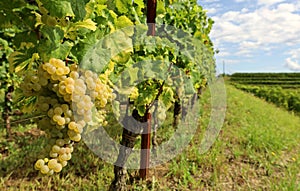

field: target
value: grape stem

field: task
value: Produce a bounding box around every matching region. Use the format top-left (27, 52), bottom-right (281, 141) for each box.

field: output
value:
top-left (146, 62), bottom-right (173, 112)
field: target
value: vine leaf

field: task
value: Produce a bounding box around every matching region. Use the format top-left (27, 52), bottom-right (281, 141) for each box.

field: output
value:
top-left (41, 0), bottom-right (75, 18)
top-left (70, 0), bottom-right (87, 21)
top-left (161, 87), bottom-right (175, 109)
top-left (69, 19), bottom-right (97, 31)
top-left (115, 16), bottom-right (134, 36)
top-left (115, 0), bottom-right (131, 14)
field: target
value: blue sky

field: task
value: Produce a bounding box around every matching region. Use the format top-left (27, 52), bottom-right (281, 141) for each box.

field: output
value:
top-left (198, 0), bottom-right (300, 74)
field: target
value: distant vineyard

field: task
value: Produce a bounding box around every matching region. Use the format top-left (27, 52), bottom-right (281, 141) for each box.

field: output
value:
top-left (234, 84), bottom-right (300, 114)
top-left (229, 73), bottom-right (300, 88)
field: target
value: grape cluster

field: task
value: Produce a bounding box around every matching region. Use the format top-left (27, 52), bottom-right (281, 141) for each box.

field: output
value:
top-left (20, 58), bottom-right (113, 175)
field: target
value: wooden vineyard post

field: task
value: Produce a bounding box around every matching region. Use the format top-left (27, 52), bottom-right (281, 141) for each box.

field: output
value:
top-left (139, 0), bottom-right (157, 180)
top-left (147, 0), bottom-right (156, 36)
top-left (139, 112), bottom-right (152, 179)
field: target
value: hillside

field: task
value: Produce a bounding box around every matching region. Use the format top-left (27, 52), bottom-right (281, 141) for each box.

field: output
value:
top-left (0, 84), bottom-right (300, 190)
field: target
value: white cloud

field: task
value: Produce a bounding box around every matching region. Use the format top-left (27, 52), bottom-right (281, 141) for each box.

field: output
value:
top-left (205, 7), bottom-right (217, 14)
top-left (257, 0), bottom-right (286, 6)
top-left (287, 48), bottom-right (300, 59)
top-left (277, 3), bottom-right (296, 12)
top-left (211, 2), bottom-right (300, 56)
top-left (285, 58), bottom-right (300, 71)
top-left (285, 48), bottom-right (300, 71)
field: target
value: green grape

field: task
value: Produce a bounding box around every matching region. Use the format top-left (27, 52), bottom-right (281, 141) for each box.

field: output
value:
top-left (58, 153), bottom-right (68, 161)
top-left (47, 169), bottom-right (54, 175)
top-left (58, 75), bottom-right (67, 81)
top-left (66, 153), bottom-right (72, 160)
top-left (68, 122), bottom-right (77, 130)
top-left (52, 145), bottom-right (61, 153)
top-left (53, 114), bottom-right (61, 122)
top-left (83, 114), bottom-right (92, 123)
top-left (78, 120), bottom-right (86, 127)
top-left (76, 108), bottom-right (85, 116)
top-left (47, 66), bottom-right (56, 75)
top-left (40, 165), bottom-right (50, 174)
top-left (48, 159), bottom-right (58, 169)
top-left (42, 63), bottom-right (51, 70)
top-left (65, 147), bottom-right (71, 154)
top-left (74, 125), bottom-right (83, 134)
top-left (58, 148), bottom-right (66, 155)
top-left (64, 110), bottom-right (72, 117)
top-left (64, 117), bottom-right (71, 124)
top-left (56, 139), bottom-right (65, 147)
top-left (40, 103), bottom-right (50, 112)
top-left (67, 129), bottom-right (77, 137)
top-left (56, 67), bottom-right (65, 76)
top-left (53, 163), bottom-right (63, 173)
top-left (70, 71), bottom-right (79, 79)
top-left (64, 94), bottom-right (72, 102)
top-left (65, 77), bottom-right (74, 85)
top-left (57, 117), bottom-right (65, 126)
top-left (34, 159), bottom-right (45, 170)
top-left (71, 133), bottom-right (81, 142)
top-left (54, 107), bottom-right (63, 115)
top-left (65, 84), bottom-right (74, 94)
top-left (61, 104), bottom-right (68, 112)
top-left (24, 58), bottom-right (113, 175)
top-left (50, 58), bottom-right (64, 67)
top-left (32, 83), bottom-right (42, 91)
top-left (71, 94), bottom-right (81, 103)
top-left (31, 76), bottom-right (39, 83)
top-left (56, 125), bottom-right (65, 130)
top-left (49, 151), bottom-right (58, 158)
top-left (63, 67), bottom-right (70, 74)
top-left (76, 101), bottom-right (85, 109)
top-left (39, 77), bottom-right (48, 86)
top-left (61, 161), bottom-right (68, 167)
top-left (68, 146), bottom-right (74, 153)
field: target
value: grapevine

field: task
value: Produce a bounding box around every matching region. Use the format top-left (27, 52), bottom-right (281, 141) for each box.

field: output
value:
top-left (1, 0), bottom-right (217, 189)
top-left (20, 58), bottom-right (113, 174)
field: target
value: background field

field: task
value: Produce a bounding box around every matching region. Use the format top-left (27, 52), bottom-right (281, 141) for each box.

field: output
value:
top-left (1, 82), bottom-right (300, 190)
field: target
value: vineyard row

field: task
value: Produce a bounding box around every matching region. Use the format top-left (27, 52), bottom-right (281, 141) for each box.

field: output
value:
top-left (234, 85), bottom-right (300, 114)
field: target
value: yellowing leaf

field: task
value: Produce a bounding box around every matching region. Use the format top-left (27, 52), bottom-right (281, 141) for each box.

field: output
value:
top-left (115, 16), bottom-right (134, 36)
top-left (70, 19), bottom-right (97, 31)
top-left (115, 15), bottom-right (133, 29)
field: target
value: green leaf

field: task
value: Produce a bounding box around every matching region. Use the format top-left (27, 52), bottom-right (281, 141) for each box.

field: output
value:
top-left (51, 41), bottom-right (73, 60)
top-left (70, 0), bottom-right (86, 21)
top-left (41, 0), bottom-right (75, 18)
top-left (115, 15), bottom-right (134, 36)
top-left (38, 26), bottom-right (73, 60)
top-left (71, 30), bottom-right (100, 62)
top-left (80, 42), bottom-right (112, 73)
top-left (136, 104), bottom-right (146, 116)
top-left (132, 0), bottom-right (144, 15)
top-left (161, 87), bottom-right (175, 109)
top-left (126, 66), bottom-right (139, 85)
top-left (157, 0), bottom-right (165, 15)
top-left (40, 25), bottom-right (64, 45)
top-left (115, 0), bottom-right (131, 14)
top-left (9, 50), bottom-right (38, 73)
top-left (103, 30), bottom-right (133, 58)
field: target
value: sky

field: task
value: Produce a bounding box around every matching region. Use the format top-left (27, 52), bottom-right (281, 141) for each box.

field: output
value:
top-left (198, 0), bottom-right (300, 74)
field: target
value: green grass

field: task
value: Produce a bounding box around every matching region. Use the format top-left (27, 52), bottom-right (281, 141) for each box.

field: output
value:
top-left (1, 84), bottom-right (300, 190)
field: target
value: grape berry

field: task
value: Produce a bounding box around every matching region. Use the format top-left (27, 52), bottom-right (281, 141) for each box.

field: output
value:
top-left (21, 58), bottom-right (113, 175)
